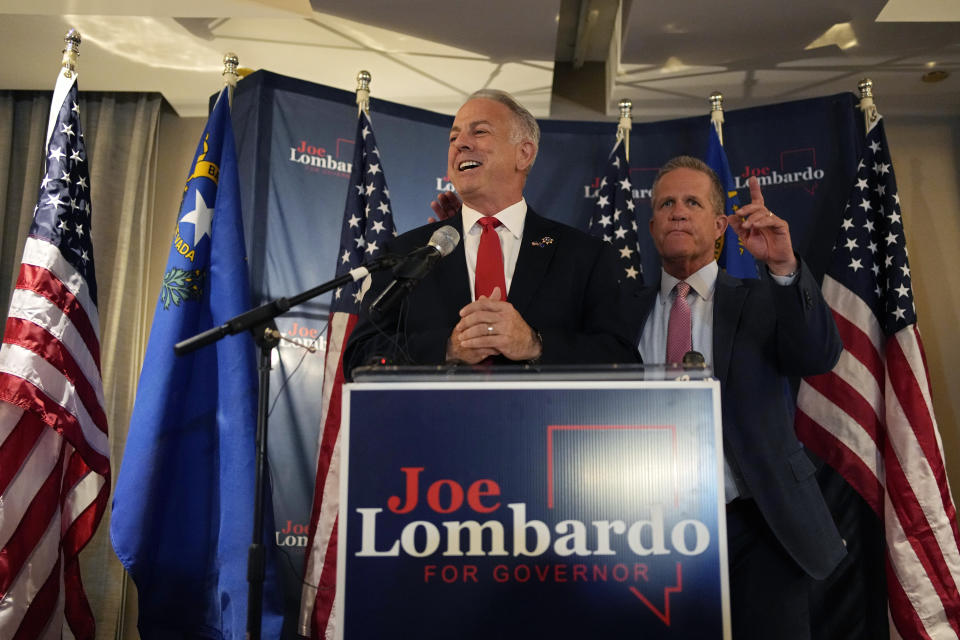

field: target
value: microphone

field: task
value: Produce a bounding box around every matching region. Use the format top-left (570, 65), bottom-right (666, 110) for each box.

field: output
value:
top-left (681, 350), bottom-right (707, 368)
top-left (370, 225), bottom-right (460, 317)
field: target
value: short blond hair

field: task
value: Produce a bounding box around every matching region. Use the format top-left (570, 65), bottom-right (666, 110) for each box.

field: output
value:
top-left (651, 156), bottom-right (725, 216)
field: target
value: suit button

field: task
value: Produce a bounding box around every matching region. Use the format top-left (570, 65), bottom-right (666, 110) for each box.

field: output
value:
top-left (804, 290), bottom-right (813, 309)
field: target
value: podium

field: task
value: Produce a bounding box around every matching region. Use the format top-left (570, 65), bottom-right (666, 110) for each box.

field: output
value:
top-left (336, 366), bottom-right (731, 639)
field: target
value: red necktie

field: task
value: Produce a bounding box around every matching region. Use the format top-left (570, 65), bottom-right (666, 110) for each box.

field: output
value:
top-left (475, 217), bottom-right (506, 300)
top-left (666, 281), bottom-right (692, 363)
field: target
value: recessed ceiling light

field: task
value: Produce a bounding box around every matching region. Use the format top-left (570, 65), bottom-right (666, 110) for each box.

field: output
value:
top-left (922, 70), bottom-right (949, 83)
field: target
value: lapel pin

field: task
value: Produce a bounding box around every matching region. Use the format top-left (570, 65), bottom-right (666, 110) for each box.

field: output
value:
top-left (530, 236), bottom-right (554, 248)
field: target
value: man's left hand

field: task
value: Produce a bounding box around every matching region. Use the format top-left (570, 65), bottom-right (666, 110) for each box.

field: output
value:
top-left (428, 191), bottom-right (461, 223)
top-left (726, 176), bottom-right (798, 276)
top-left (453, 287), bottom-right (542, 361)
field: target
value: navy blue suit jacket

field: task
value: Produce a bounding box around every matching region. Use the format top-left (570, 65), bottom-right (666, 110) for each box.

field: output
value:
top-left (628, 262), bottom-right (847, 580)
top-left (344, 209), bottom-right (639, 374)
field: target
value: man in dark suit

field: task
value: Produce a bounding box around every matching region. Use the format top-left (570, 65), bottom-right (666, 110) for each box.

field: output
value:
top-left (344, 90), bottom-right (637, 373)
top-left (633, 155), bottom-right (847, 639)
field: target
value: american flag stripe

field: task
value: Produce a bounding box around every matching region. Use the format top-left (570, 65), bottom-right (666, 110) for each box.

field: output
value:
top-left (885, 556), bottom-right (930, 640)
top-left (61, 562), bottom-right (86, 640)
top-left (0, 360), bottom-right (108, 469)
top-left (0, 408), bottom-right (46, 494)
top-left (62, 457), bottom-right (107, 537)
top-left (888, 336), bottom-right (951, 492)
top-left (13, 556), bottom-right (62, 640)
top-left (0, 434), bottom-right (65, 596)
top-left (883, 395), bottom-right (960, 592)
top-left (805, 367), bottom-right (882, 443)
top-left (885, 492), bottom-right (960, 639)
top-left (20, 237), bottom-right (100, 339)
top-left (14, 262), bottom-right (102, 373)
top-left (0, 418), bottom-right (61, 547)
top-left (0, 324), bottom-right (107, 442)
top-left (886, 530), bottom-right (943, 640)
top-left (300, 313), bottom-right (353, 628)
top-left (831, 310), bottom-right (884, 381)
top-left (4, 317), bottom-right (105, 428)
top-left (796, 403), bottom-right (885, 510)
top-left (0, 442), bottom-right (64, 610)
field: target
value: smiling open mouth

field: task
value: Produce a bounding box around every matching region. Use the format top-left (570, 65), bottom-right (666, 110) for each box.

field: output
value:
top-left (458, 160), bottom-right (481, 171)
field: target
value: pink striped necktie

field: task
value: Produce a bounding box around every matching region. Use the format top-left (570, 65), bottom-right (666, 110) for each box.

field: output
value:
top-left (666, 281), bottom-right (692, 364)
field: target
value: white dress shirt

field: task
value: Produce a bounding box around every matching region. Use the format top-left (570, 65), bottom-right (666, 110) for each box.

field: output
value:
top-left (461, 199), bottom-right (527, 300)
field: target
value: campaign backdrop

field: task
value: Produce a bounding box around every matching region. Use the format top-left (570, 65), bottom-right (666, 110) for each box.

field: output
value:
top-left (227, 70), bottom-right (863, 632)
top-left (340, 381), bottom-right (727, 639)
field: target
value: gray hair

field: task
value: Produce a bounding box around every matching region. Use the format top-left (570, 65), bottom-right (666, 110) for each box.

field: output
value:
top-left (467, 89), bottom-right (540, 162)
top-left (651, 155), bottom-right (725, 216)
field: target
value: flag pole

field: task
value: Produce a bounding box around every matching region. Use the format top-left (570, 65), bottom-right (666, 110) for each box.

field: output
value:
top-left (858, 77), bottom-right (879, 132)
top-left (709, 91), bottom-right (724, 146)
top-left (617, 98), bottom-right (632, 162)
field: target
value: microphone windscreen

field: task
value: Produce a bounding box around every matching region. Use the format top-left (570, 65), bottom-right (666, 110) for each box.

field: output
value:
top-left (428, 225), bottom-right (460, 257)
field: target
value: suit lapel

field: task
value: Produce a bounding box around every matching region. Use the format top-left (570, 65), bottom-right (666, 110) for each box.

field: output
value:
top-left (434, 213), bottom-right (471, 315)
top-left (507, 209), bottom-right (557, 315)
top-left (634, 281), bottom-right (659, 345)
top-left (713, 270), bottom-right (748, 383)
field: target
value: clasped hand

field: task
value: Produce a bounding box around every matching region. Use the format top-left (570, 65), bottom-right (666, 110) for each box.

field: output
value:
top-left (445, 287), bottom-right (542, 364)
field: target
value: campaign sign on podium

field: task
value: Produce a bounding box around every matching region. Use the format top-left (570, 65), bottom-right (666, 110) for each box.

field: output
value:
top-left (338, 379), bottom-right (730, 639)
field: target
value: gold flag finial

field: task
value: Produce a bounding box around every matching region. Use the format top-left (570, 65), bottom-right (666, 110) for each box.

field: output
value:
top-left (223, 52), bottom-right (240, 88)
top-left (858, 78), bottom-right (878, 127)
top-left (617, 98), bottom-right (632, 162)
top-left (356, 70), bottom-right (372, 115)
top-left (62, 29), bottom-right (81, 78)
top-left (709, 91), bottom-right (725, 145)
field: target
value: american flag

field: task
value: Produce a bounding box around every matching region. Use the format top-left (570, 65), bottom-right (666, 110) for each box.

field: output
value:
top-left (588, 137), bottom-right (643, 284)
top-left (300, 110), bottom-right (396, 639)
top-left (795, 115), bottom-right (960, 638)
top-left (0, 67), bottom-right (109, 639)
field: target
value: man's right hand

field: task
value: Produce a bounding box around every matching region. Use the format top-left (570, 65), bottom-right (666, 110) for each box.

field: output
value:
top-left (428, 191), bottom-right (462, 223)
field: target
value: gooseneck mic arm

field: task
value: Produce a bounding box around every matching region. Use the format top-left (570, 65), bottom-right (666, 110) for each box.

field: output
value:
top-left (173, 254), bottom-right (399, 356)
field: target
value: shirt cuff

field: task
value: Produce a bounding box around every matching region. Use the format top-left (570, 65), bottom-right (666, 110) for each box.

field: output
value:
top-left (769, 268), bottom-right (799, 286)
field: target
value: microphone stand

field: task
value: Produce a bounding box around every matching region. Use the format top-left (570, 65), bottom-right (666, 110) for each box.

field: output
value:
top-left (173, 254), bottom-right (397, 640)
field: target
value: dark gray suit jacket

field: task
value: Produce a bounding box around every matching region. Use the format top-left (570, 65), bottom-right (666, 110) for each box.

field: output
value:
top-left (629, 262), bottom-right (847, 580)
top-left (344, 209), bottom-right (639, 374)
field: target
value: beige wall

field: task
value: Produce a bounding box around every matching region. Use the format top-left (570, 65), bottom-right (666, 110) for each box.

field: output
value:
top-left (887, 115), bottom-right (960, 508)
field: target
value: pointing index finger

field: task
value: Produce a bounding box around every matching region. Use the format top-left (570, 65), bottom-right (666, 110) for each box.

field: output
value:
top-left (748, 175), bottom-right (764, 207)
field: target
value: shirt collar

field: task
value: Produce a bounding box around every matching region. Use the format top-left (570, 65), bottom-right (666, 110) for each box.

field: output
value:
top-left (462, 198), bottom-right (527, 239)
top-left (659, 261), bottom-right (719, 303)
